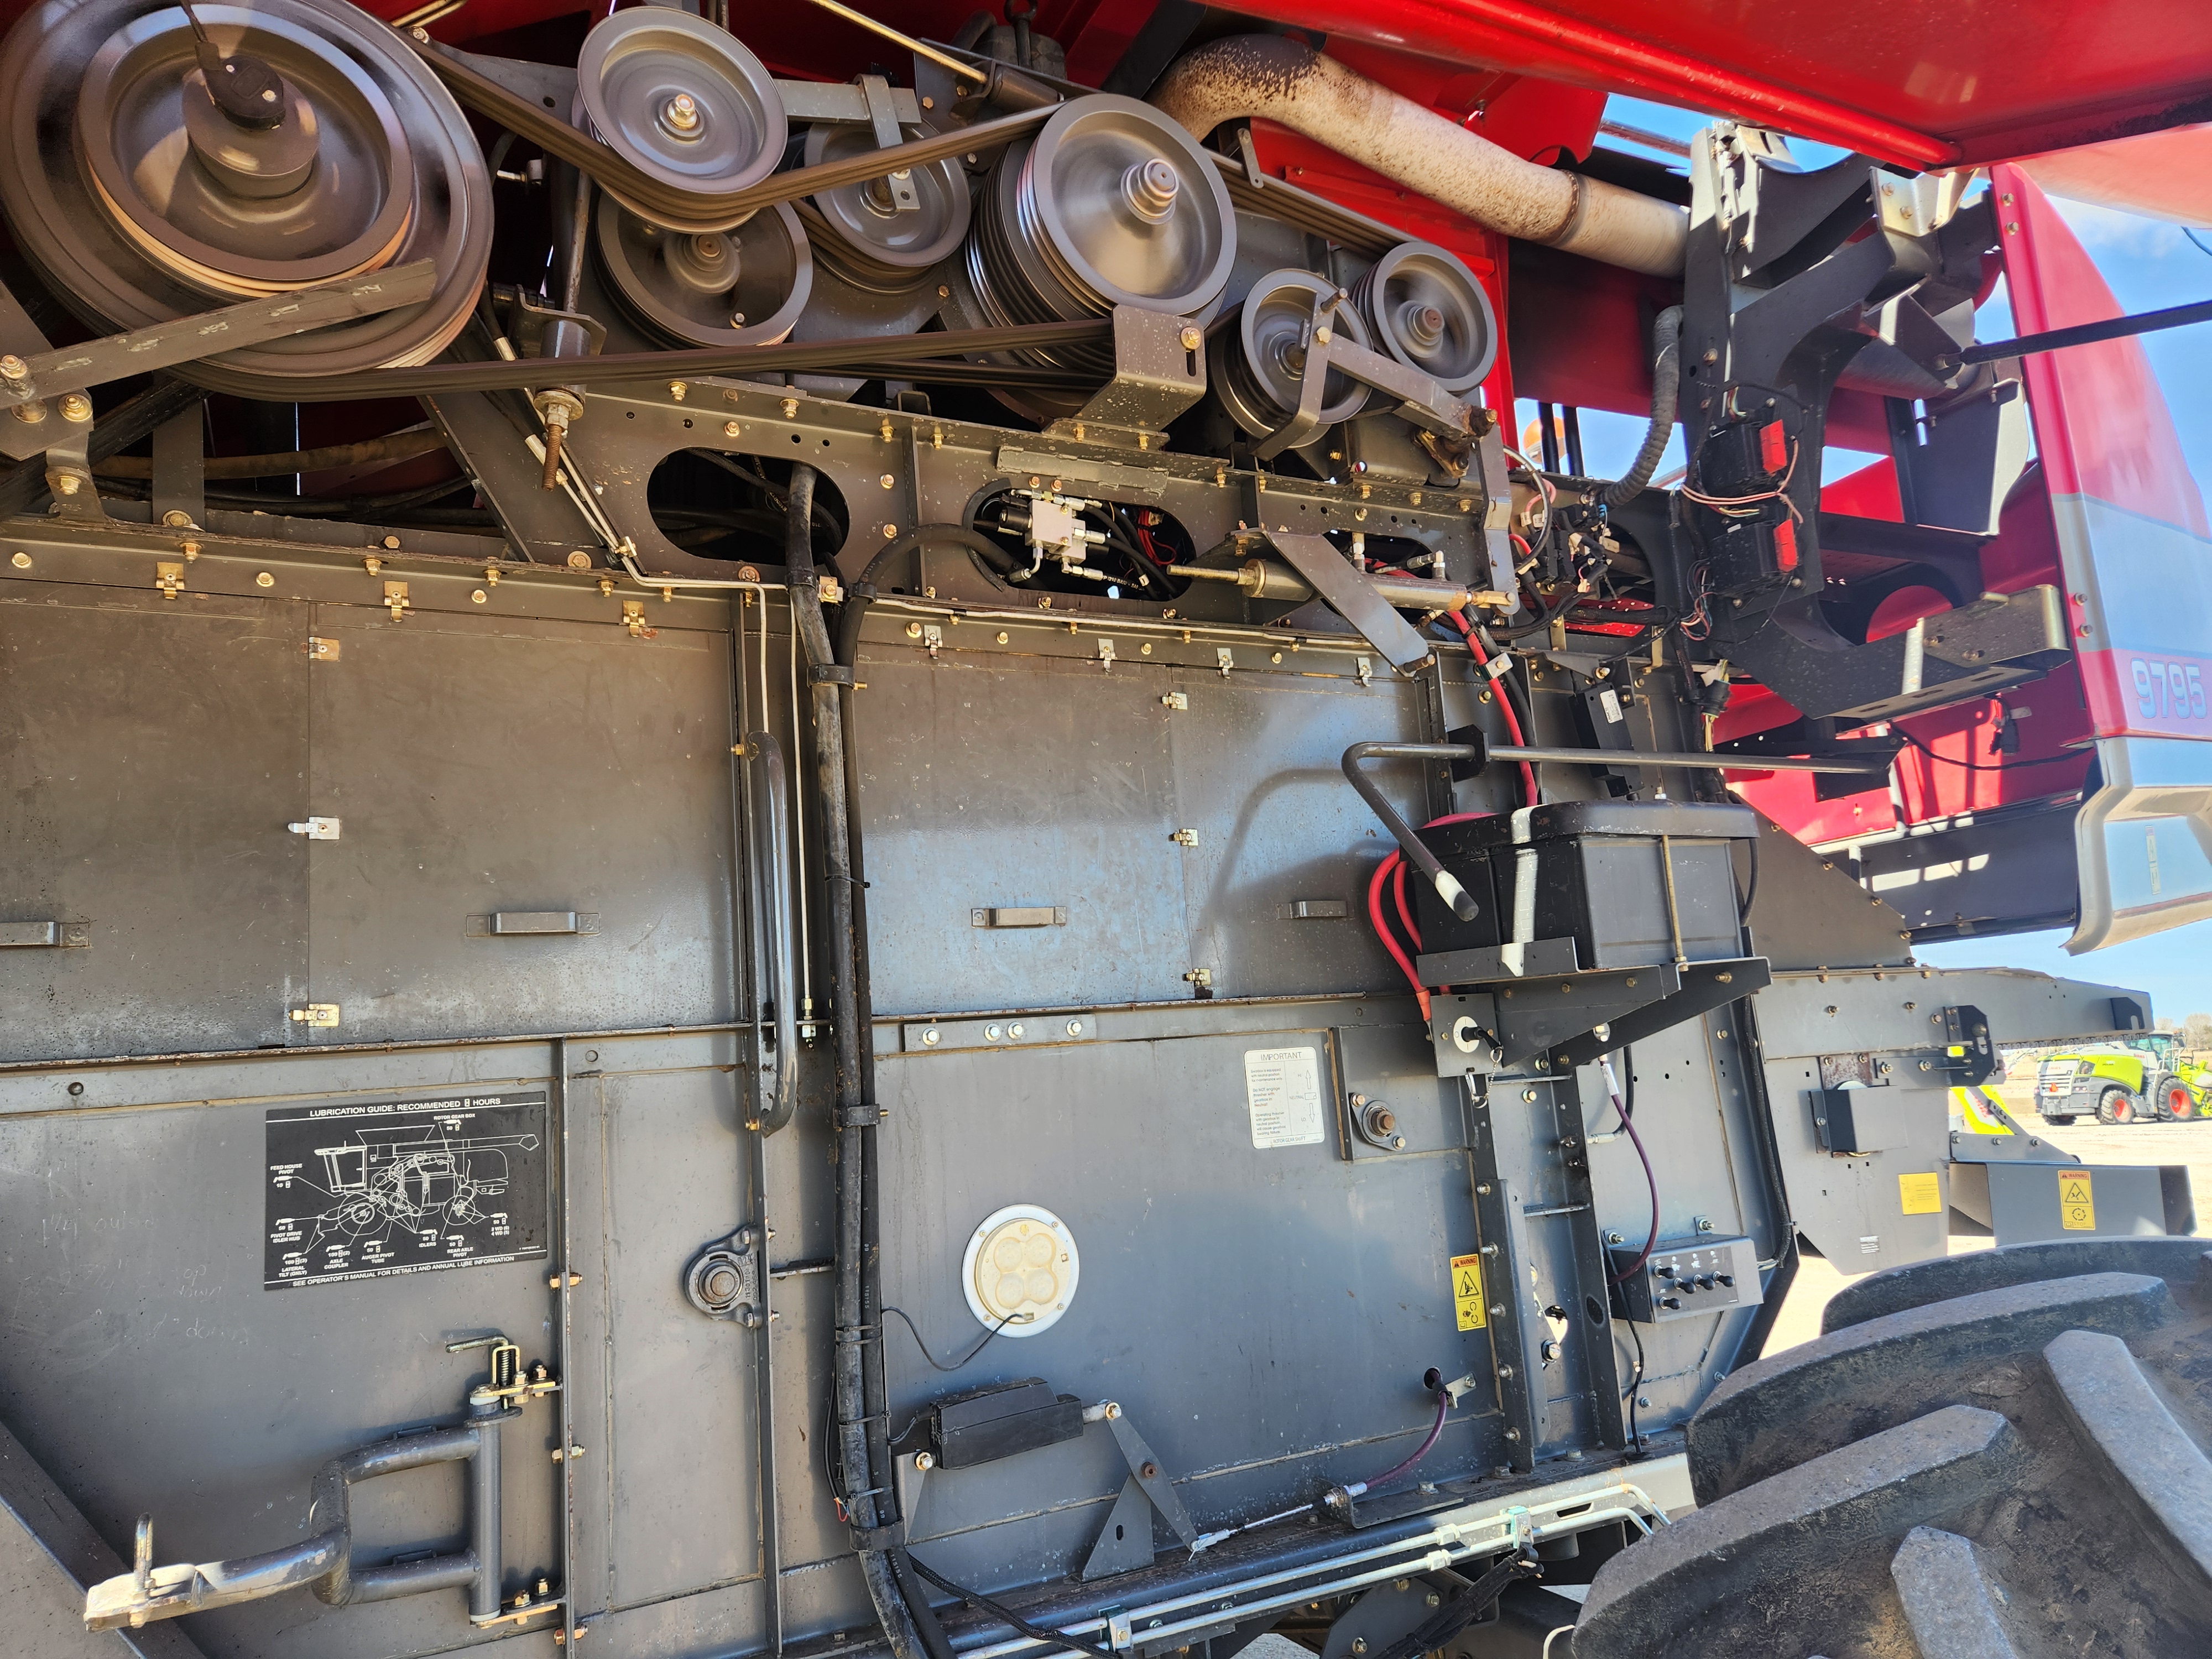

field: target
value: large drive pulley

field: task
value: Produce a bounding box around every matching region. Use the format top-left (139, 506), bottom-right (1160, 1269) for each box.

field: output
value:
top-left (576, 7), bottom-right (786, 234)
top-left (960, 93), bottom-right (1233, 408)
top-left (0, 0), bottom-right (491, 387)
top-left (1352, 241), bottom-right (1497, 394)
top-left (1214, 268), bottom-right (1376, 439)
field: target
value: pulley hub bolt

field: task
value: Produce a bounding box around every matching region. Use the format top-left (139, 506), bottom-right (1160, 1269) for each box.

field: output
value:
top-left (661, 92), bottom-right (702, 136)
top-left (0, 354), bottom-right (24, 381)
top-left (1123, 158), bottom-right (1180, 222)
top-left (59, 393), bottom-right (92, 423)
top-left (1401, 302), bottom-right (1447, 351)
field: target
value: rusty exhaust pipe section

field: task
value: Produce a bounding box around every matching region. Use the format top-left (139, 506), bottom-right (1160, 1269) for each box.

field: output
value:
top-left (1152, 36), bottom-right (1688, 278)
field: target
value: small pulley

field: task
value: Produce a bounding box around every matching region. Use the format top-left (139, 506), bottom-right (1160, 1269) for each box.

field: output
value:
top-left (594, 192), bottom-right (813, 347)
top-left (803, 121), bottom-right (971, 291)
top-left (1353, 241), bottom-right (1498, 394)
top-left (1213, 268), bottom-right (1376, 440)
top-left (576, 7), bottom-right (786, 233)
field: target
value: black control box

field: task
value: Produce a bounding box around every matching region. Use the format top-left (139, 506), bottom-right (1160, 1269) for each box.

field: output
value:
top-left (1610, 1234), bottom-right (1764, 1324)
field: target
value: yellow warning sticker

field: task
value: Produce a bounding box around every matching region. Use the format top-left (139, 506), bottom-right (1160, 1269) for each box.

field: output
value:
top-left (2059, 1168), bottom-right (2096, 1231)
top-left (1898, 1172), bottom-right (1943, 1215)
top-left (1451, 1253), bottom-right (1488, 1331)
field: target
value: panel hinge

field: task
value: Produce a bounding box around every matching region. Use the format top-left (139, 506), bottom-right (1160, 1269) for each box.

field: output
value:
top-left (286, 817), bottom-right (341, 841)
top-left (622, 599), bottom-right (656, 639)
top-left (382, 580), bottom-right (410, 621)
top-left (306, 635), bottom-right (341, 661)
top-left (155, 561), bottom-right (185, 599)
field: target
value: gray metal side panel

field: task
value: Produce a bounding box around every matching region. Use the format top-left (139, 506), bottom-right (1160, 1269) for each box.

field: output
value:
top-left (0, 587), bottom-right (309, 1061)
top-left (301, 608), bottom-right (737, 1043)
top-left (870, 1024), bottom-right (1495, 1589)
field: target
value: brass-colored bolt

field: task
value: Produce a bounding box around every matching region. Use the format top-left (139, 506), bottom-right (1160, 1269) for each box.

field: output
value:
top-left (1178, 326), bottom-right (1202, 351)
top-left (906, 622), bottom-right (923, 638)
top-left (724, 420), bottom-right (741, 437)
top-left (12, 400), bottom-right (44, 424)
top-left (996, 630), bottom-right (1009, 643)
top-left (598, 575), bottom-right (615, 597)
top-left (566, 551), bottom-right (592, 570)
top-left (669, 381), bottom-right (687, 401)
top-left (53, 472), bottom-right (80, 495)
top-left (59, 393), bottom-right (91, 423)
top-left (880, 473), bottom-right (895, 489)
top-left (883, 523), bottom-right (898, 538)
top-left (382, 534), bottom-right (400, 550)
top-left (181, 540), bottom-right (201, 559)
top-left (8, 551), bottom-right (27, 568)
top-left (0, 354), bottom-right (24, 380)
top-left (256, 571), bottom-right (275, 588)
top-left (364, 555), bottom-right (383, 576)
top-left (781, 398), bottom-right (799, 418)
top-left (471, 588), bottom-right (488, 604)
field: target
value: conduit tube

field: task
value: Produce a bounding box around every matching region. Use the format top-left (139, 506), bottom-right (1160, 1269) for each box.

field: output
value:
top-left (1152, 36), bottom-right (1687, 278)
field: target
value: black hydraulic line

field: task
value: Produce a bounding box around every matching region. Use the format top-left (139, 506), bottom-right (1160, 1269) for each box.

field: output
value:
top-left (835, 525), bottom-right (1025, 666)
top-left (1955, 295), bottom-right (2212, 367)
top-left (784, 468), bottom-right (938, 1659)
top-left (1603, 306), bottom-right (1683, 507)
top-left (1367, 1554), bottom-right (1542, 1659)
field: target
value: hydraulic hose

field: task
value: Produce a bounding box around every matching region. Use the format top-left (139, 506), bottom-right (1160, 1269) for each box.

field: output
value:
top-left (1602, 307), bottom-right (1684, 507)
top-left (834, 524), bottom-right (1026, 666)
top-left (786, 467), bottom-right (947, 1659)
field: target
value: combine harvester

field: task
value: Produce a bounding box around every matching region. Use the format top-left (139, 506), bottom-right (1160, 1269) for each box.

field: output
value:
top-left (1, 0), bottom-right (2209, 1653)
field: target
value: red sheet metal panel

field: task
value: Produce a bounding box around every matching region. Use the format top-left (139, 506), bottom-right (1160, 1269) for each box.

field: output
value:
top-left (1223, 0), bottom-right (2212, 166)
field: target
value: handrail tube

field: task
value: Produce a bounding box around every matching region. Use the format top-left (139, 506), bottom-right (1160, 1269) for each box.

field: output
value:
top-left (747, 731), bottom-right (801, 1135)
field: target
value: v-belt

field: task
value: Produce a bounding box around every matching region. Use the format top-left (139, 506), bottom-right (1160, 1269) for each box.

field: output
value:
top-left (398, 28), bottom-right (1061, 236)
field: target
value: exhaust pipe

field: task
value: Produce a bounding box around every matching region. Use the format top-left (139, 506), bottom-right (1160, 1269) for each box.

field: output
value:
top-left (1152, 36), bottom-right (1687, 278)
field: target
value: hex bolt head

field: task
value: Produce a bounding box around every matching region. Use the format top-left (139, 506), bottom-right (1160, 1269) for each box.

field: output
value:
top-left (59, 393), bottom-right (91, 422)
top-left (0, 354), bottom-right (24, 380)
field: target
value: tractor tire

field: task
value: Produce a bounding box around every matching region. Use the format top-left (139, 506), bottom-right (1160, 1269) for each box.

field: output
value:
top-left (2042, 1114), bottom-right (2077, 1126)
top-left (1572, 1237), bottom-right (2212, 1658)
top-left (2097, 1086), bottom-right (2138, 1124)
top-left (2156, 1075), bottom-right (2199, 1120)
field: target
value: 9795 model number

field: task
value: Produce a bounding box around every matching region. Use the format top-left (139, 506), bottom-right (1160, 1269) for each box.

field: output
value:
top-left (2132, 658), bottom-right (2207, 721)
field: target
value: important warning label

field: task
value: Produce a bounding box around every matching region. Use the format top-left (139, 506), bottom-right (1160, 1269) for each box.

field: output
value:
top-left (1451, 1253), bottom-right (1488, 1330)
top-left (264, 1092), bottom-right (549, 1289)
top-left (1898, 1171), bottom-right (1943, 1216)
top-left (2059, 1168), bottom-right (2096, 1232)
top-left (1244, 1047), bottom-right (1325, 1149)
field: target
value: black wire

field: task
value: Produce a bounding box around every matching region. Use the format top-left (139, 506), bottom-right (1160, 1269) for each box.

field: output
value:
top-left (1898, 730), bottom-right (2086, 771)
top-left (1624, 1318), bottom-right (1646, 1453)
top-left (904, 1556), bottom-right (1117, 1659)
top-left (883, 1307), bottom-right (1011, 1374)
top-left (2187, 228), bottom-right (2212, 259)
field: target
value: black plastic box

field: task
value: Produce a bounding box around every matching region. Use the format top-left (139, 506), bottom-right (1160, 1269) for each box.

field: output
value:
top-left (1412, 801), bottom-right (1757, 973)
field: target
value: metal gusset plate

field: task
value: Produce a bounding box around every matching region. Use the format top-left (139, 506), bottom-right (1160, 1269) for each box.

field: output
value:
top-left (0, 0), bottom-right (490, 390)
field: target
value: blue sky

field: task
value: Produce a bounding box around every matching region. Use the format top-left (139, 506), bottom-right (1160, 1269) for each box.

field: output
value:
top-left (1563, 97), bottom-right (2212, 1019)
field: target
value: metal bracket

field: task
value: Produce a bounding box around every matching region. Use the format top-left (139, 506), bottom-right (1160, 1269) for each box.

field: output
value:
top-left (685, 1227), bottom-right (766, 1326)
top-left (1047, 308), bottom-right (1207, 444)
top-left (0, 262), bottom-right (438, 460)
top-left (1079, 1410), bottom-right (1201, 1580)
top-left (1261, 531), bottom-right (1434, 674)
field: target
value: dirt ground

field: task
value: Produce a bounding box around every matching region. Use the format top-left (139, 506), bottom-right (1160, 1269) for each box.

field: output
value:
top-left (1762, 1113), bottom-right (2212, 1352)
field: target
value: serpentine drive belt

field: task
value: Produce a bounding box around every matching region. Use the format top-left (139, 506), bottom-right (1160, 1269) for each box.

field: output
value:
top-left (397, 26), bottom-right (1061, 236)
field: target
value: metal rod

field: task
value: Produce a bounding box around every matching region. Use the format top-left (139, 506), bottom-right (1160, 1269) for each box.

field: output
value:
top-left (1957, 295), bottom-right (2212, 367)
top-left (790, 0), bottom-right (982, 82)
top-left (1493, 744), bottom-right (1884, 774)
top-left (552, 1032), bottom-right (577, 1653)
